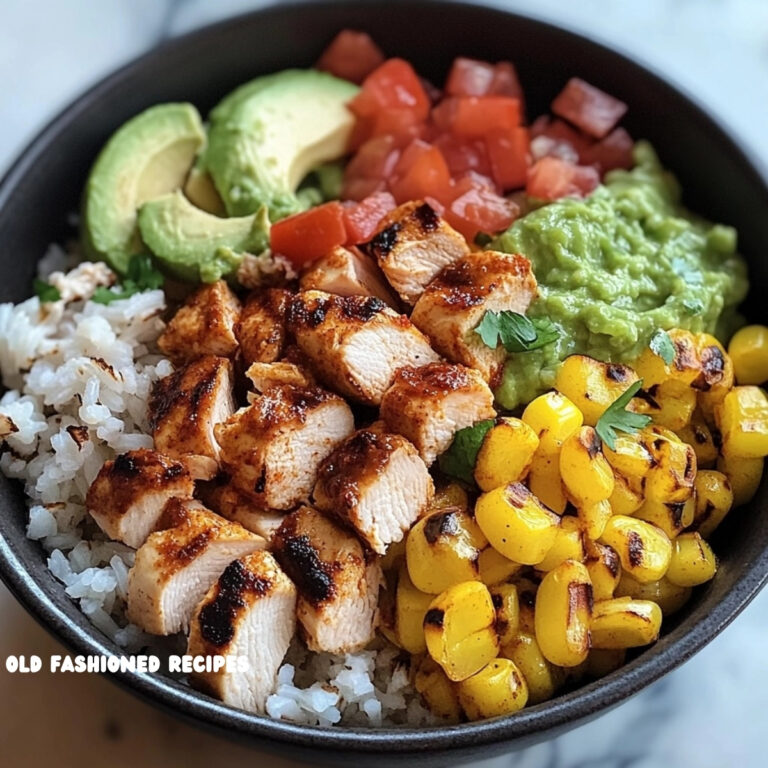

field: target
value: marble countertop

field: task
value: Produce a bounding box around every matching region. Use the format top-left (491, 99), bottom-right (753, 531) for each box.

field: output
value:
top-left (1, 1), bottom-right (767, 767)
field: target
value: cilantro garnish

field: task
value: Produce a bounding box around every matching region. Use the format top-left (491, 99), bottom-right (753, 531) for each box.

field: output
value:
top-left (438, 419), bottom-right (495, 485)
top-left (595, 380), bottom-right (652, 451)
top-left (91, 254), bottom-right (164, 305)
top-left (649, 329), bottom-right (675, 365)
top-left (682, 298), bottom-right (704, 316)
top-left (33, 278), bottom-right (61, 303)
top-left (475, 310), bottom-right (559, 353)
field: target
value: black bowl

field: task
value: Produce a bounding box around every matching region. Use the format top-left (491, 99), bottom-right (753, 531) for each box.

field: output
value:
top-left (1, 1), bottom-right (767, 765)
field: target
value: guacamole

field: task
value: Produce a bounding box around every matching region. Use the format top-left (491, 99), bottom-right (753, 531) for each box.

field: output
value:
top-left (493, 142), bottom-right (748, 410)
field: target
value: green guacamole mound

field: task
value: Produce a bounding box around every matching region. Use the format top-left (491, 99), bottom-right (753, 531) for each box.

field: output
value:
top-left (493, 141), bottom-right (748, 410)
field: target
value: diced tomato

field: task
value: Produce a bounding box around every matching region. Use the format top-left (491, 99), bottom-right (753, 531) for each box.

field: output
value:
top-left (316, 30), bottom-right (385, 84)
top-left (581, 127), bottom-right (634, 172)
top-left (389, 140), bottom-right (452, 204)
top-left (445, 57), bottom-right (496, 97)
top-left (342, 191), bottom-right (397, 243)
top-left (270, 202), bottom-right (347, 266)
top-left (443, 176), bottom-right (518, 240)
top-left (433, 133), bottom-right (492, 178)
top-left (489, 62), bottom-right (524, 101)
top-left (526, 157), bottom-right (600, 201)
top-left (349, 59), bottom-right (431, 121)
top-left (438, 96), bottom-right (522, 139)
top-left (530, 116), bottom-right (593, 159)
top-left (551, 77), bottom-right (627, 139)
top-left (369, 108), bottom-right (426, 144)
top-left (486, 127), bottom-right (530, 190)
top-left (342, 177), bottom-right (387, 202)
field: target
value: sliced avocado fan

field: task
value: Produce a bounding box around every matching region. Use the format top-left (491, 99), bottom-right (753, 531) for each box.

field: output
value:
top-left (203, 69), bottom-right (359, 219)
top-left (82, 103), bottom-right (205, 274)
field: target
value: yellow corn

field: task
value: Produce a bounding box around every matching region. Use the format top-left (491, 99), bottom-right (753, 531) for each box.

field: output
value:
top-left (694, 333), bottom-right (734, 395)
top-left (424, 581), bottom-right (499, 681)
top-left (634, 496), bottom-right (695, 539)
top-left (478, 546), bottom-right (522, 586)
top-left (500, 631), bottom-right (561, 704)
top-left (675, 411), bottom-right (719, 468)
top-left (599, 515), bottom-right (672, 584)
top-left (431, 482), bottom-right (470, 512)
top-left (534, 560), bottom-right (592, 667)
top-left (474, 417), bottom-right (539, 492)
top-left (585, 648), bottom-right (627, 679)
top-left (578, 499), bottom-right (613, 541)
top-left (603, 432), bottom-right (654, 480)
top-left (715, 385), bottom-right (768, 458)
top-left (394, 565), bottom-right (434, 654)
top-left (414, 657), bottom-right (462, 723)
top-left (633, 328), bottom-right (702, 388)
top-left (555, 355), bottom-right (639, 426)
top-left (457, 658), bottom-right (529, 720)
top-left (643, 429), bottom-right (696, 503)
top-left (536, 515), bottom-right (586, 571)
top-left (406, 507), bottom-right (487, 594)
top-left (475, 483), bottom-right (561, 565)
top-left (636, 380), bottom-right (697, 431)
top-left (585, 541), bottom-right (621, 601)
top-left (590, 597), bottom-right (662, 649)
top-left (522, 391), bottom-right (584, 453)
top-left (560, 426), bottom-right (615, 507)
top-left (691, 469), bottom-right (734, 538)
top-left (615, 572), bottom-right (692, 615)
top-left (666, 532), bottom-right (718, 587)
top-left (489, 582), bottom-right (520, 646)
top-left (514, 577), bottom-right (538, 634)
top-left (716, 453), bottom-right (763, 507)
top-left (729, 325), bottom-right (768, 385)
top-left (609, 474), bottom-right (645, 516)
top-left (527, 452), bottom-right (568, 514)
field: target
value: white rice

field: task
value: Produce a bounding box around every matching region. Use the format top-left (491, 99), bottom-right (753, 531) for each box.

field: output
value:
top-left (0, 260), bottom-right (427, 727)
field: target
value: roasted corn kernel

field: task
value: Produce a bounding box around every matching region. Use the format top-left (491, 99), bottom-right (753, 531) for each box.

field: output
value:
top-left (535, 560), bottom-right (593, 667)
top-left (603, 433), bottom-right (654, 480)
top-left (590, 597), bottom-right (662, 649)
top-left (599, 515), bottom-right (672, 584)
top-left (457, 658), bottom-right (529, 720)
top-left (414, 657), bottom-right (462, 723)
top-left (585, 541), bottom-right (621, 601)
top-left (634, 496), bottom-right (695, 539)
top-left (475, 483), bottom-right (561, 565)
top-left (578, 499), bottom-right (613, 541)
top-left (637, 380), bottom-right (697, 431)
top-left (489, 582), bottom-right (520, 646)
top-left (424, 581), bottom-right (499, 682)
top-left (609, 474), bottom-right (644, 516)
top-left (644, 429), bottom-right (696, 503)
top-left (555, 355), bottom-right (639, 426)
top-left (676, 411), bottom-right (718, 468)
top-left (431, 482), bottom-right (470, 512)
top-left (522, 391), bottom-right (583, 453)
top-left (634, 329), bottom-right (702, 388)
top-left (474, 417), bottom-right (539, 492)
top-left (729, 325), bottom-right (768, 385)
top-left (560, 426), bottom-right (615, 507)
top-left (527, 452), bottom-right (568, 514)
top-left (536, 515), bottom-right (586, 571)
top-left (691, 469), bottom-right (734, 538)
top-left (478, 546), bottom-right (522, 586)
top-left (715, 385), bottom-right (768, 458)
top-left (666, 532), bottom-right (718, 587)
top-left (716, 453), bottom-right (763, 507)
top-left (501, 631), bottom-right (561, 704)
top-left (394, 565), bottom-right (434, 654)
top-left (514, 577), bottom-right (538, 634)
top-left (406, 507), bottom-right (487, 594)
top-left (614, 572), bottom-right (691, 615)
top-left (694, 333), bottom-right (734, 395)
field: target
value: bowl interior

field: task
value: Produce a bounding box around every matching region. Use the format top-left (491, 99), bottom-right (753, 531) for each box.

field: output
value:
top-left (1, 1), bottom-right (767, 764)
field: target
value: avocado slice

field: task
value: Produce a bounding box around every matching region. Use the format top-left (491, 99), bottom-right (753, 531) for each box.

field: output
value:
top-left (204, 69), bottom-right (359, 219)
top-left (83, 103), bottom-right (205, 273)
top-left (137, 190), bottom-right (269, 283)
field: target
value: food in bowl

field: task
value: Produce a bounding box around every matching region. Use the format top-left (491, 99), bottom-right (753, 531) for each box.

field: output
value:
top-left (1, 28), bottom-right (766, 727)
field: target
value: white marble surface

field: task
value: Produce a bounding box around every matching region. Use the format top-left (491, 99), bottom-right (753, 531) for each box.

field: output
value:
top-left (1, 1), bottom-right (767, 767)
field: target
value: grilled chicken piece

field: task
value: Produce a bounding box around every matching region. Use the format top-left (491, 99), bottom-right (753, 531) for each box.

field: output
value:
top-left (158, 280), bottom-right (241, 365)
top-left (362, 201), bottom-right (470, 305)
top-left (288, 290), bottom-right (440, 405)
top-left (199, 481), bottom-right (286, 541)
top-left (187, 551), bottom-right (296, 714)
top-left (214, 384), bottom-right (354, 511)
top-left (235, 288), bottom-right (292, 367)
top-left (86, 449), bottom-right (195, 549)
top-left (300, 246), bottom-right (399, 307)
top-left (272, 506), bottom-right (380, 654)
top-left (410, 250), bottom-right (537, 385)
top-left (149, 355), bottom-right (235, 480)
top-left (126, 499), bottom-right (264, 635)
top-left (380, 363), bottom-right (496, 465)
top-left (313, 429), bottom-right (434, 554)
top-left (245, 361), bottom-right (315, 394)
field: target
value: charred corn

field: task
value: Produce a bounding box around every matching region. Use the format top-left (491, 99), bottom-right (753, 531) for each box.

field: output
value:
top-left (501, 631), bottom-right (561, 704)
top-left (489, 582), bottom-right (520, 646)
top-left (578, 499), bottom-right (613, 541)
top-left (585, 541), bottom-right (621, 601)
top-left (676, 412), bottom-right (719, 468)
top-left (644, 429), bottom-right (696, 503)
top-left (457, 658), bottom-right (529, 720)
top-left (527, 452), bottom-right (568, 514)
top-left (715, 385), bottom-right (768, 458)
top-left (590, 597), bottom-right (662, 649)
top-left (560, 426), bottom-right (615, 507)
top-left (522, 391), bottom-right (583, 453)
top-left (614, 572), bottom-right (691, 615)
top-left (599, 515), bottom-right (672, 584)
top-left (729, 325), bottom-right (768, 385)
top-left (716, 453), bottom-right (763, 507)
top-left (666, 532), bottom-right (717, 587)
top-left (395, 565), bottom-right (434, 653)
top-left (431, 482), bottom-right (470, 512)
top-left (536, 516), bottom-right (586, 571)
top-left (602, 432), bottom-right (654, 480)
top-left (691, 469), bottom-right (733, 538)
top-left (633, 329), bottom-right (701, 388)
top-left (414, 657), bottom-right (462, 723)
top-left (474, 417), bottom-right (539, 492)
top-left (478, 545), bottom-right (522, 586)
top-left (609, 474), bottom-right (644, 516)
top-left (634, 496), bottom-right (695, 539)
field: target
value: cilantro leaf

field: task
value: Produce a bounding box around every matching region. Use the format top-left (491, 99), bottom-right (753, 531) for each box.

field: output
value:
top-left (682, 298), bottom-right (703, 316)
top-left (475, 310), bottom-right (559, 353)
top-left (649, 329), bottom-right (675, 365)
top-left (33, 278), bottom-right (61, 303)
top-left (438, 419), bottom-right (495, 485)
top-left (91, 254), bottom-right (163, 305)
top-left (595, 380), bottom-right (652, 451)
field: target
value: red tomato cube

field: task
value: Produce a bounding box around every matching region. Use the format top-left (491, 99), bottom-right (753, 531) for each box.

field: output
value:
top-left (551, 77), bottom-right (628, 139)
top-left (449, 96), bottom-right (522, 138)
top-left (526, 157), bottom-right (600, 201)
top-left (489, 62), bottom-right (524, 101)
top-left (349, 58), bottom-right (431, 121)
top-left (486, 127), bottom-right (530, 190)
top-left (581, 127), bottom-right (634, 172)
top-left (389, 140), bottom-right (452, 204)
top-left (444, 176), bottom-right (518, 240)
top-left (344, 134), bottom-right (401, 180)
top-left (316, 30), bottom-right (385, 84)
top-left (270, 202), bottom-right (348, 266)
top-left (343, 191), bottom-right (397, 243)
top-left (433, 133), bottom-right (492, 178)
top-left (445, 57), bottom-right (496, 96)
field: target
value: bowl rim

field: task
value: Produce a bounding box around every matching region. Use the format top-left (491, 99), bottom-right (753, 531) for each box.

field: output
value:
top-left (1, 0), bottom-right (767, 756)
